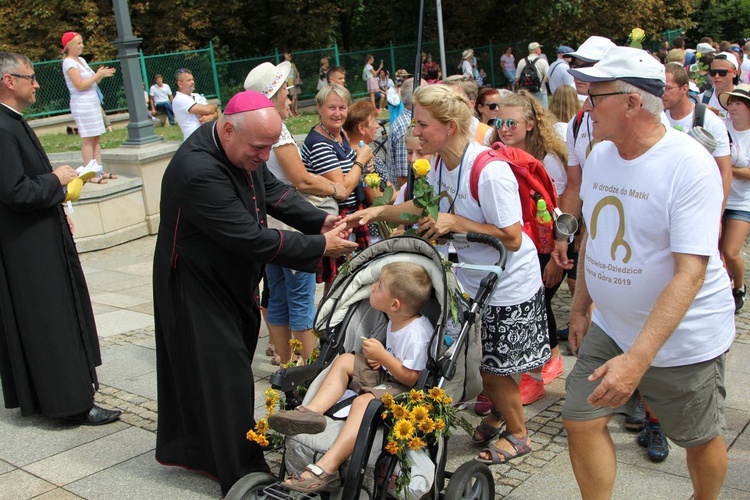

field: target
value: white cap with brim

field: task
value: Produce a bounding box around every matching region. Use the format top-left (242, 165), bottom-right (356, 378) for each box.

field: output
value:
top-left (719, 83), bottom-right (750, 110)
top-left (714, 52), bottom-right (740, 70)
top-left (568, 46), bottom-right (666, 97)
top-left (696, 42), bottom-right (716, 55)
top-left (568, 36), bottom-right (616, 63)
top-left (244, 61), bottom-right (291, 98)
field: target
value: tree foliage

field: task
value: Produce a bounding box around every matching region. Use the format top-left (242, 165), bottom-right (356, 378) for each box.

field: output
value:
top-left (0, 0), bottom-right (735, 65)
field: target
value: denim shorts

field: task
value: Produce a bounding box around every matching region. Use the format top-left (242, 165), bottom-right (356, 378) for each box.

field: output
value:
top-left (724, 208), bottom-right (750, 223)
top-left (562, 323), bottom-right (727, 448)
top-left (265, 264), bottom-right (316, 331)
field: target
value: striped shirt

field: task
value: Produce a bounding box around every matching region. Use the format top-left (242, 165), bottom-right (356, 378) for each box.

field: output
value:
top-left (301, 128), bottom-right (359, 208)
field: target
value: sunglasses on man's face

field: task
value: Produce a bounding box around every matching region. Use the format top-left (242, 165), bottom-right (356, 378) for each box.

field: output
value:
top-left (709, 69), bottom-right (733, 77)
top-left (491, 118), bottom-right (524, 130)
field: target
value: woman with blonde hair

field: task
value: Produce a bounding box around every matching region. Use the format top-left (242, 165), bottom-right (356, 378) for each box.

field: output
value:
top-left (549, 84), bottom-right (581, 125)
top-left (349, 84), bottom-right (547, 465)
top-left (61, 31), bottom-right (117, 183)
top-left (495, 90), bottom-right (567, 404)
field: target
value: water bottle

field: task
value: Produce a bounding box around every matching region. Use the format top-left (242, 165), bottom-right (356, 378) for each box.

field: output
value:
top-left (535, 199), bottom-right (554, 254)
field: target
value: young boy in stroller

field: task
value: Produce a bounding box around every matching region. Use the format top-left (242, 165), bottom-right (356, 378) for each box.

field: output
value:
top-left (269, 262), bottom-right (433, 493)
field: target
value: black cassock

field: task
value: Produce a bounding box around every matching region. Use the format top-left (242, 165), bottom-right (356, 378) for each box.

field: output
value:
top-left (0, 104), bottom-right (100, 418)
top-left (153, 122), bottom-right (327, 494)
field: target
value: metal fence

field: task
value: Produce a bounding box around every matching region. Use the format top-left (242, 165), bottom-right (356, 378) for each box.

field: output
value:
top-left (27, 31), bottom-right (681, 119)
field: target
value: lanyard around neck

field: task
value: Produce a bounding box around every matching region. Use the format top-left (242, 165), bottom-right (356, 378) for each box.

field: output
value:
top-left (437, 143), bottom-right (470, 214)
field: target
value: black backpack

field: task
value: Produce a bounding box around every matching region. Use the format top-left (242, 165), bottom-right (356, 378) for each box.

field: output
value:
top-left (519, 57), bottom-right (542, 93)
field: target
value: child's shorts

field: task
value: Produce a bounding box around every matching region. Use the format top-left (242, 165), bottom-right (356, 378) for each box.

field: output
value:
top-left (351, 353), bottom-right (411, 399)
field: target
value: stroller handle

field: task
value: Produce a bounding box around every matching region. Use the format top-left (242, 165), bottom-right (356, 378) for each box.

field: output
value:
top-left (447, 233), bottom-right (507, 269)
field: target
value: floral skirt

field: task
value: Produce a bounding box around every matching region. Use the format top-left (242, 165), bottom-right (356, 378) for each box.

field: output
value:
top-left (479, 286), bottom-right (550, 376)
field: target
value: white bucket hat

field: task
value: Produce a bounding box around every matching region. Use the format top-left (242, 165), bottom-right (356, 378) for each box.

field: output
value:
top-left (243, 61), bottom-right (291, 98)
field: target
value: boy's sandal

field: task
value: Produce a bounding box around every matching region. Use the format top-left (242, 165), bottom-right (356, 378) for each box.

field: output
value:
top-left (101, 172), bottom-right (118, 180)
top-left (89, 177), bottom-right (108, 184)
top-left (475, 431), bottom-right (531, 464)
top-left (282, 464), bottom-right (341, 493)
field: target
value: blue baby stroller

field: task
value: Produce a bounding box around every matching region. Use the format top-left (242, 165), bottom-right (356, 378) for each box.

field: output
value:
top-left (227, 234), bottom-right (506, 499)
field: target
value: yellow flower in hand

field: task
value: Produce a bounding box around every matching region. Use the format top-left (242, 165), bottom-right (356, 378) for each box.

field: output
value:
top-left (630, 28), bottom-right (645, 42)
top-left (365, 173), bottom-right (381, 189)
top-left (412, 159), bottom-right (431, 177)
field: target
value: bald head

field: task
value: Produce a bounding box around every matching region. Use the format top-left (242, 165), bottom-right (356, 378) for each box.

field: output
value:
top-left (219, 107), bottom-right (282, 172)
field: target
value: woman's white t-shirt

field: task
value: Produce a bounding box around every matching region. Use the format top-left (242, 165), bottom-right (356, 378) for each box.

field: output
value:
top-left (726, 121), bottom-right (750, 211)
top-left (427, 142), bottom-right (541, 306)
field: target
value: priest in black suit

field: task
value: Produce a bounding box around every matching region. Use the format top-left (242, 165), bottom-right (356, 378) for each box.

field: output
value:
top-left (0, 52), bottom-right (121, 426)
top-left (152, 90), bottom-right (358, 495)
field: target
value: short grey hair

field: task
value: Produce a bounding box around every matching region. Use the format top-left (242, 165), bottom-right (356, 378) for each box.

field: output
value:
top-left (615, 80), bottom-right (663, 119)
top-left (0, 52), bottom-right (32, 77)
top-left (401, 78), bottom-right (417, 107)
top-left (442, 75), bottom-right (479, 102)
top-left (315, 83), bottom-right (352, 107)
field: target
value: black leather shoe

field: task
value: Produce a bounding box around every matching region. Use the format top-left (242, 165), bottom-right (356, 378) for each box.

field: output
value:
top-left (62, 405), bottom-right (122, 426)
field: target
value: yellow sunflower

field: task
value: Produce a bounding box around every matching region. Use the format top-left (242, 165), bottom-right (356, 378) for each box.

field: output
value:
top-left (255, 418), bottom-right (269, 434)
top-left (428, 387), bottom-right (446, 400)
top-left (435, 418), bottom-right (446, 431)
top-left (418, 417), bottom-right (436, 434)
top-left (409, 389), bottom-right (425, 403)
top-left (410, 406), bottom-right (429, 422)
top-left (289, 338), bottom-right (303, 353)
top-left (393, 419), bottom-right (415, 440)
top-left (381, 393), bottom-right (395, 409)
top-left (385, 440), bottom-right (401, 455)
top-left (408, 437), bottom-right (427, 450)
top-left (391, 403), bottom-right (410, 419)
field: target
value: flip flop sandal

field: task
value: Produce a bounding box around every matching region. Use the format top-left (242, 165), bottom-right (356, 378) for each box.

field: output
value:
top-left (282, 464), bottom-right (341, 493)
top-left (89, 177), bottom-right (108, 184)
top-left (475, 431), bottom-right (531, 464)
top-left (101, 172), bottom-right (118, 180)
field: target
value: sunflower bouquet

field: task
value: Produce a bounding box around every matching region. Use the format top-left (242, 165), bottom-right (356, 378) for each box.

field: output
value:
top-left (380, 387), bottom-right (460, 496)
top-left (246, 388), bottom-right (284, 449)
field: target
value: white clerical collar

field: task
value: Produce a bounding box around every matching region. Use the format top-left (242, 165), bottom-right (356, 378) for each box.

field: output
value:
top-left (0, 102), bottom-right (23, 116)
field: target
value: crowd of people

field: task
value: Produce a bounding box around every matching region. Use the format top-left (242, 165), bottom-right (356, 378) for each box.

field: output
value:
top-left (0, 29), bottom-right (746, 500)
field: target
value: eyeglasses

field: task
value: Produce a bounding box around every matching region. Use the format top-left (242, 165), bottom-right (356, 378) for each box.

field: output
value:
top-left (727, 46), bottom-right (742, 53)
top-left (586, 90), bottom-right (632, 107)
top-left (8, 73), bottom-right (36, 83)
top-left (709, 69), bottom-right (733, 77)
top-left (483, 103), bottom-right (500, 110)
top-left (491, 118), bottom-right (525, 130)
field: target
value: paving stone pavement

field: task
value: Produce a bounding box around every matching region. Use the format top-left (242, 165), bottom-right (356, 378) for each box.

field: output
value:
top-left (1, 234), bottom-right (749, 499)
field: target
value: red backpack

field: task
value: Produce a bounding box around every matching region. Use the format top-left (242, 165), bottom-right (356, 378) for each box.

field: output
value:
top-left (469, 143), bottom-right (558, 252)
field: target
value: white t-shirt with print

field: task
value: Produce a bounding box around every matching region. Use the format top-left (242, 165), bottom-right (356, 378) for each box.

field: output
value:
top-left (699, 89), bottom-right (729, 123)
top-left (385, 315), bottom-right (433, 373)
top-left (428, 142), bottom-right (541, 306)
top-left (173, 91), bottom-right (208, 141)
top-left (665, 106), bottom-right (731, 158)
top-left (726, 122), bottom-right (750, 211)
top-left (581, 127), bottom-right (734, 367)
top-left (566, 111), bottom-right (594, 168)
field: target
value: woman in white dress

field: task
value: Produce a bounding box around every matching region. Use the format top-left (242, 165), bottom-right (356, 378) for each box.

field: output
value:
top-left (61, 31), bottom-right (116, 183)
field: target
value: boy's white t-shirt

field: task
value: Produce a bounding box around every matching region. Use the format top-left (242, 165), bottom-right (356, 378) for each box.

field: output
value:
top-left (385, 315), bottom-right (433, 373)
top-left (426, 142), bottom-right (541, 306)
top-left (665, 106), bottom-right (731, 158)
top-left (581, 127), bottom-right (734, 367)
top-left (726, 122), bottom-right (750, 211)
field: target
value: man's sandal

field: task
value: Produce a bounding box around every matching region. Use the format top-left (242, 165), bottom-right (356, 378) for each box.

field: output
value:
top-left (475, 431), bottom-right (531, 464)
top-left (470, 407), bottom-right (505, 445)
top-left (282, 464), bottom-right (341, 493)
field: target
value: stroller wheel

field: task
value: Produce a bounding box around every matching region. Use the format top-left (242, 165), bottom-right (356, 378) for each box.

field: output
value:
top-left (225, 472), bottom-right (279, 499)
top-left (444, 461), bottom-right (494, 499)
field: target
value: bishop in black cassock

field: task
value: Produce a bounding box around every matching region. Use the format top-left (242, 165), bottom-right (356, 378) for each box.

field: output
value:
top-left (152, 91), bottom-right (356, 495)
top-left (0, 52), bottom-right (117, 424)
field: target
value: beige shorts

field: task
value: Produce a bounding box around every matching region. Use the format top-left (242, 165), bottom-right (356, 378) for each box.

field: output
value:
top-left (562, 322), bottom-right (727, 448)
top-left (351, 353), bottom-right (411, 399)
